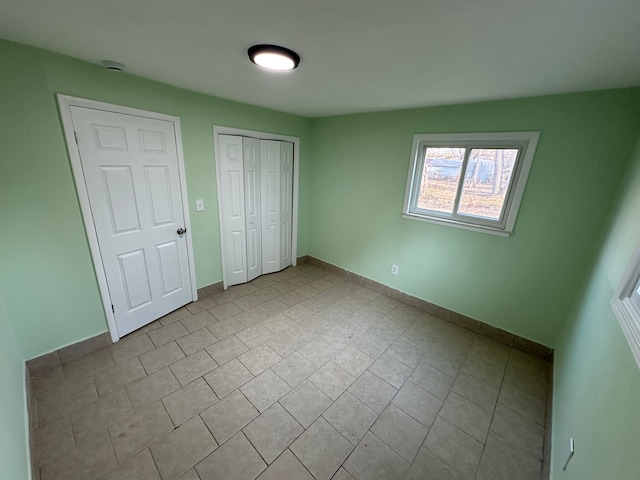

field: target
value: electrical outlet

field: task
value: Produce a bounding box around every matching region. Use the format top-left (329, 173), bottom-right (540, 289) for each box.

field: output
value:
top-left (391, 264), bottom-right (399, 275)
top-left (195, 199), bottom-right (204, 211)
top-left (563, 437), bottom-right (575, 471)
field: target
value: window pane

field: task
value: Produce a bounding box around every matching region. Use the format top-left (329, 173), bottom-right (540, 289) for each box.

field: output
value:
top-left (457, 148), bottom-right (518, 220)
top-left (416, 147), bottom-right (465, 214)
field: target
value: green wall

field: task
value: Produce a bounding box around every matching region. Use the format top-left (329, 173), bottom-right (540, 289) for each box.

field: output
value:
top-left (309, 89), bottom-right (640, 346)
top-left (0, 292), bottom-right (30, 479)
top-left (0, 39), bottom-right (312, 360)
top-left (551, 138), bottom-right (640, 479)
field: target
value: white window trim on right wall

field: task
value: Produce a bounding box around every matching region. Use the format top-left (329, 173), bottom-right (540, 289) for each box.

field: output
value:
top-left (402, 131), bottom-right (540, 237)
top-left (612, 240), bottom-right (640, 370)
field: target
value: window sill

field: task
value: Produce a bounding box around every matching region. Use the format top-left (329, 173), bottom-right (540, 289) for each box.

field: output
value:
top-left (402, 213), bottom-right (513, 237)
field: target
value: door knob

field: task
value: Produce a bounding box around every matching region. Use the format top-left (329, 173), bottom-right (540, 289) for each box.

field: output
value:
top-left (177, 228), bottom-right (187, 235)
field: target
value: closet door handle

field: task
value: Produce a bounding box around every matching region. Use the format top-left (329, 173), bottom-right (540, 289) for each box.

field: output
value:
top-left (177, 228), bottom-right (187, 235)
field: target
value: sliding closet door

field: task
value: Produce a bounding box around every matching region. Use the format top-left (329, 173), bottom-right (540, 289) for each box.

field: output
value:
top-left (243, 137), bottom-right (262, 282)
top-left (280, 142), bottom-right (293, 270)
top-left (260, 140), bottom-right (281, 274)
top-left (217, 135), bottom-right (248, 286)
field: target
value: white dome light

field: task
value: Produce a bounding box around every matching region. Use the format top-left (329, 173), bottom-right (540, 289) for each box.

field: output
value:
top-left (248, 45), bottom-right (300, 71)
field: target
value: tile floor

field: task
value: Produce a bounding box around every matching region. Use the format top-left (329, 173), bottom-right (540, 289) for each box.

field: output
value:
top-left (31, 264), bottom-right (550, 480)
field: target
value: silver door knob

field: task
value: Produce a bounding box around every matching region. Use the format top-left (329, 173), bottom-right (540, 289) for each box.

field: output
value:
top-left (177, 228), bottom-right (187, 235)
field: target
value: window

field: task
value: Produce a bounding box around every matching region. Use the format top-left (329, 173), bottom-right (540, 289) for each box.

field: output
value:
top-left (612, 245), bottom-right (640, 371)
top-left (402, 132), bottom-right (540, 236)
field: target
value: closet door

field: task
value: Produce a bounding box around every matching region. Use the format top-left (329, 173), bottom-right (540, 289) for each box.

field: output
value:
top-left (243, 137), bottom-right (262, 282)
top-left (260, 140), bottom-right (281, 274)
top-left (280, 142), bottom-right (294, 270)
top-left (217, 135), bottom-right (248, 286)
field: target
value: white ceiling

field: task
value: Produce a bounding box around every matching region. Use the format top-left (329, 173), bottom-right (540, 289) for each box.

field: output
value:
top-left (1, 0), bottom-right (639, 117)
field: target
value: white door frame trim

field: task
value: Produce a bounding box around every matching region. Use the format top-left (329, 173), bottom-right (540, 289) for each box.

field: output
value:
top-left (57, 95), bottom-right (198, 343)
top-left (213, 125), bottom-right (300, 289)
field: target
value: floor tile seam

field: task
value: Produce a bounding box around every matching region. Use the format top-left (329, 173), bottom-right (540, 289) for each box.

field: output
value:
top-left (241, 413), bottom-right (306, 467)
top-left (357, 428), bottom-right (415, 466)
top-left (425, 415), bottom-right (484, 478)
top-left (494, 395), bottom-right (546, 427)
top-left (490, 400), bottom-right (546, 433)
top-left (487, 427), bottom-right (545, 462)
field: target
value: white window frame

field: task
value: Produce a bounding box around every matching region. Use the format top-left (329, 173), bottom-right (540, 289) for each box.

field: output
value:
top-left (402, 132), bottom-right (540, 237)
top-left (612, 241), bottom-right (640, 371)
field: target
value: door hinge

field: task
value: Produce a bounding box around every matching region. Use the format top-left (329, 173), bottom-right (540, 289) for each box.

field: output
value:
top-left (111, 304), bottom-right (114, 314)
top-left (74, 131), bottom-right (79, 144)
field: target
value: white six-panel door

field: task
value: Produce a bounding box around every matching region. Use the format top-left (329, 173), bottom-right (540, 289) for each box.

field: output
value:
top-left (217, 135), bottom-right (248, 286)
top-left (243, 137), bottom-right (262, 282)
top-left (260, 140), bottom-right (281, 275)
top-left (280, 142), bottom-right (294, 270)
top-left (71, 106), bottom-right (193, 337)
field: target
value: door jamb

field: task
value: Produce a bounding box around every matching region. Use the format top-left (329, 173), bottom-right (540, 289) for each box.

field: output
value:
top-left (213, 126), bottom-right (300, 289)
top-left (57, 94), bottom-right (198, 343)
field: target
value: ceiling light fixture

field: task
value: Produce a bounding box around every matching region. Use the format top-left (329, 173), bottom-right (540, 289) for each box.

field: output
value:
top-left (248, 44), bottom-right (300, 71)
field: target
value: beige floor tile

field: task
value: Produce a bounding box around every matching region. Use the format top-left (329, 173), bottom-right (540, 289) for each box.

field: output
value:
top-left (451, 372), bottom-right (499, 412)
top-left (262, 313), bottom-right (295, 333)
top-left (255, 286), bottom-right (281, 301)
top-left (139, 341), bottom-right (185, 374)
top-left (208, 317), bottom-right (245, 340)
top-left (62, 348), bottom-right (114, 380)
top-left (178, 469), bottom-right (200, 480)
top-left (236, 324), bottom-right (274, 349)
top-left (368, 353), bottom-right (413, 389)
top-left (498, 381), bottom-right (546, 425)
top-left (266, 330), bottom-right (306, 357)
top-left (185, 297), bottom-right (217, 315)
top-left (351, 334), bottom-right (389, 359)
top-left (94, 357), bottom-right (147, 397)
top-left (370, 404), bottom-right (428, 462)
top-left (503, 362), bottom-right (548, 399)
top-left (181, 311), bottom-right (218, 333)
top-left (290, 417), bottom-right (353, 480)
top-left (424, 417), bottom-right (484, 478)
top-left (256, 449), bottom-right (313, 480)
top-left (298, 338), bottom-right (341, 367)
top-left (110, 334), bottom-right (155, 364)
top-left (308, 362), bottom-right (355, 400)
top-left (491, 403), bottom-right (545, 459)
top-left (37, 376), bottom-right (98, 426)
top-left (322, 392), bottom-right (377, 445)
top-left (243, 403), bottom-right (304, 464)
top-left (109, 402), bottom-right (174, 462)
top-left (439, 392), bottom-right (492, 442)
top-left (235, 308), bottom-right (269, 327)
top-left (148, 322), bottom-right (189, 347)
top-left (408, 360), bottom-right (454, 400)
top-left (392, 381), bottom-right (442, 428)
top-left (241, 369), bottom-right (291, 412)
top-left (100, 448), bottom-right (160, 480)
top-left (271, 352), bottom-right (316, 387)
top-left (196, 432), bottom-right (266, 480)
top-left (170, 349), bottom-right (218, 386)
top-left (281, 304), bottom-right (313, 322)
top-left (476, 431), bottom-right (542, 480)
top-left (348, 371), bottom-right (397, 414)
top-left (344, 431), bottom-right (410, 480)
top-left (159, 306), bottom-right (192, 326)
top-left (35, 415), bottom-right (75, 466)
top-left (238, 344), bottom-right (282, 376)
top-left (150, 416), bottom-right (217, 480)
top-left (332, 346), bottom-right (374, 377)
top-left (205, 335), bottom-right (249, 365)
top-left (126, 367), bottom-right (180, 409)
top-left (209, 301), bottom-right (242, 321)
top-left (176, 328), bottom-right (219, 356)
top-left (40, 430), bottom-right (116, 480)
top-left (203, 358), bottom-right (253, 398)
top-left (404, 447), bottom-right (466, 480)
top-left (258, 298), bottom-right (289, 316)
top-left (332, 467), bottom-right (355, 480)
top-left (71, 388), bottom-right (134, 441)
top-left (162, 377), bottom-right (218, 426)
top-left (233, 293), bottom-right (265, 311)
top-left (279, 380), bottom-right (333, 428)
top-left (200, 390), bottom-right (259, 445)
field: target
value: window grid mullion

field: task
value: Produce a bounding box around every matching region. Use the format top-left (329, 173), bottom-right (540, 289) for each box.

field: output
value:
top-left (451, 146), bottom-right (471, 217)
